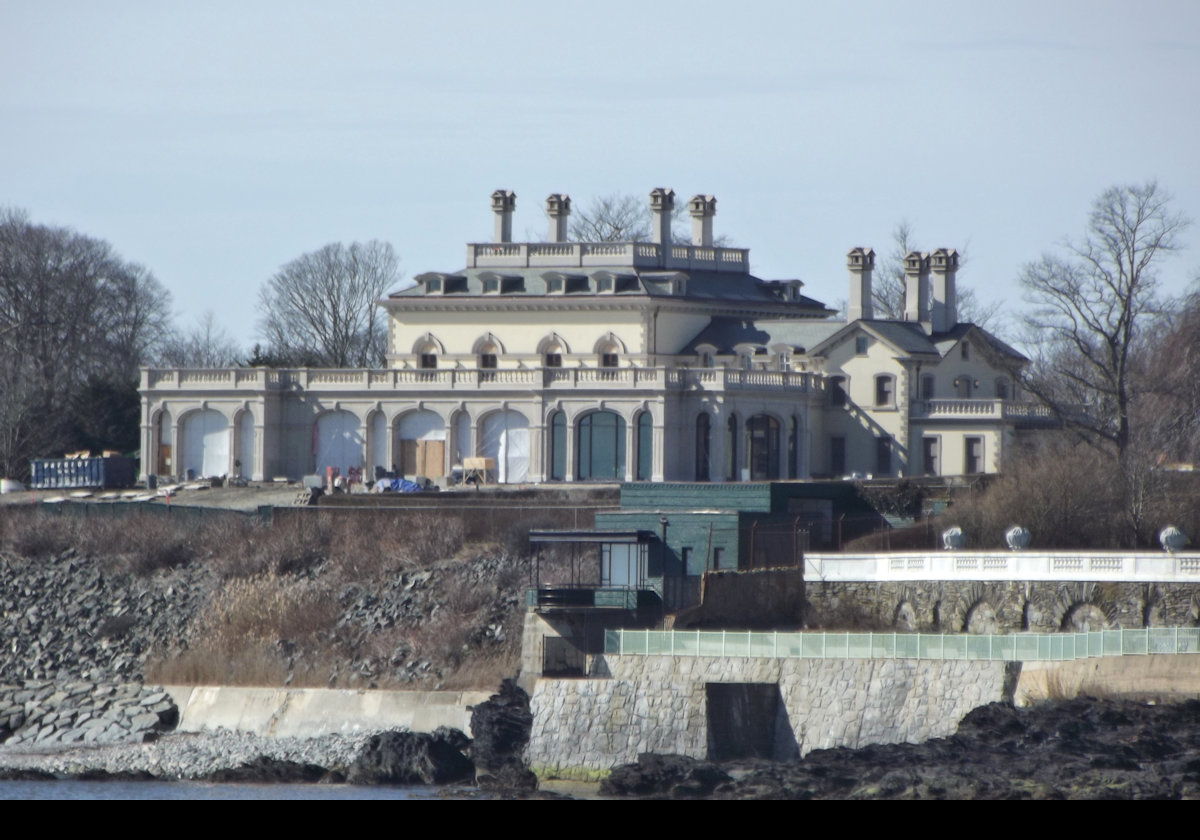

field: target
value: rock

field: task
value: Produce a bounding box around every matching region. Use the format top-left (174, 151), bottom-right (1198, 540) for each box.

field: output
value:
top-left (344, 728), bottom-right (474, 786)
top-left (602, 754), bottom-right (732, 798)
top-left (468, 679), bottom-right (536, 791)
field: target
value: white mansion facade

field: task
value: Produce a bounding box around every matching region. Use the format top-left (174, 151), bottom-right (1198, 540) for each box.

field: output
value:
top-left (139, 189), bottom-right (1055, 485)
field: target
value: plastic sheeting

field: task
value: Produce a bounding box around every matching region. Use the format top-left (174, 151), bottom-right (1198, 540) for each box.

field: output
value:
top-left (316, 411), bottom-right (363, 475)
top-left (182, 409), bottom-right (229, 478)
top-left (481, 410), bottom-right (529, 484)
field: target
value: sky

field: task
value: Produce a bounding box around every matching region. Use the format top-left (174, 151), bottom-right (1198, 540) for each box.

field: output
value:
top-left (3, 0), bottom-right (1199, 351)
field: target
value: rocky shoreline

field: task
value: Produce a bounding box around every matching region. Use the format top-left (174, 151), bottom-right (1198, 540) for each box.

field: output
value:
top-left (601, 697), bottom-right (1200, 799)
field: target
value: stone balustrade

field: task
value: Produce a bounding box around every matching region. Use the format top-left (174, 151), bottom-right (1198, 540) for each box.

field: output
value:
top-left (141, 366), bottom-right (816, 395)
top-left (806, 551), bottom-right (1200, 583)
top-left (466, 241), bottom-right (750, 273)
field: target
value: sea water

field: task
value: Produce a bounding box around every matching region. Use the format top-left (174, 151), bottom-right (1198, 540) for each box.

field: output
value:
top-left (0, 780), bottom-right (463, 800)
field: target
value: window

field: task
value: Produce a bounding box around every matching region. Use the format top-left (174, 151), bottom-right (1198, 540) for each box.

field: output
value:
top-left (600, 352), bottom-right (618, 368)
top-left (727, 416), bottom-right (738, 481)
top-left (965, 436), bottom-right (983, 474)
top-left (636, 411), bottom-right (653, 481)
top-left (855, 336), bottom-right (869, 355)
top-left (922, 437), bottom-right (939, 476)
top-left (419, 353), bottom-right (438, 370)
top-left (829, 376), bottom-right (847, 408)
top-left (483, 277), bottom-right (500, 294)
top-left (876, 436), bottom-right (892, 475)
top-left (549, 411), bottom-right (566, 481)
top-left (425, 277), bottom-right (442, 294)
top-left (712, 547), bottom-right (726, 569)
top-left (695, 413), bottom-right (711, 481)
top-left (544, 353), bottom-right (562, 368)
top-left (479, 353), bottom-right (497, 369)
top-left (874, 375), bottom-right (894, 407)
top-left (546, 277), bottom-right (564, 294)
top-left (788, 417), bottom-right (798, 480)
top-left (995, 377), bottom-right (1009, 399)
top-left (921, 374), bottom-right (935, 401)
top-left (961, 341), bottom-right (970, 361)
top-left (830, 436), bottom-right (846, 476)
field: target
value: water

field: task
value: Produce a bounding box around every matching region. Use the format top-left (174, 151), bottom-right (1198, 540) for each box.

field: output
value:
top-left (0, 780), bottom-right (466, 800)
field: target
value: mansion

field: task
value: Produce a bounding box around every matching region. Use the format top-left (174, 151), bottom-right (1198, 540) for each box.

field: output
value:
top-left (139, 189), bottom-right (1055, 485)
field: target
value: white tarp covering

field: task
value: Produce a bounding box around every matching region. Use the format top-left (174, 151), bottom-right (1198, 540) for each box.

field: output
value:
top-left (182, 409), bottom-right (229, 478)
top-left (454, 411), bottom-right (473, 464)
top-left (481, 410), bottom-right (529, 484)
top-left (316, 411), bottom-right (363, 475)
top-left (396, 409), bottom-right (446, 441)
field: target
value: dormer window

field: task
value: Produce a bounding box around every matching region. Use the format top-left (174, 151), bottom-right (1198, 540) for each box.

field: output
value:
top-left (597, 276), bottom-right (614, 294)
top-left (426, 277), bottom-right (442, 294)
top-left (483, 276), bottom-right (500, 294)
top-left (547, 277), bottom-right (564, 294)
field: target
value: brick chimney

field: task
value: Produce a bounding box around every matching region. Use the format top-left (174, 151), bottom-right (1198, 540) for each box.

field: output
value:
top-left (546, 193), bottom-right (571, 242)
top-left (689, 194), bottom-right (717, 247)
top-left (649, 188), bottom-right (675, 245)
top-left (904, 250), bottom-right (931, 326)
top-left (491, 190), bottom-right (516, 243)
top-left (846, 247), bottom-right (876, 321)
top-left (930, 248), bottom-right (959, 332)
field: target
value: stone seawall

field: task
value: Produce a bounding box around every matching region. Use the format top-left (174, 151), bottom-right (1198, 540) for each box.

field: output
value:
top-left (528, 656), bottom-right (1013, 779)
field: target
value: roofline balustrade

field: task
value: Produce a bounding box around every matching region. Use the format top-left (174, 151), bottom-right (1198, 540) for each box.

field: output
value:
top-left (466, 241), bottom-right (750, 273)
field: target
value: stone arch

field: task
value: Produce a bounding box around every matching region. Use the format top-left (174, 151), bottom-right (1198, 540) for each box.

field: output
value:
top-left (232, 406), bottom-right (255, 480)
top-left (576, 409), bottom-right (627, 481)
top-left (393, 408), bottom-right (448, 478)
top-left (314, 409), bottom-right (365, 477)
top-left (179, 407), bottom-right (231, 479)
top-left (150, 407), bottom-right (172, 476)
top-left (411, 332), bottom-right (446, 355)
top-left (479, 408), bottom-right (530, 484)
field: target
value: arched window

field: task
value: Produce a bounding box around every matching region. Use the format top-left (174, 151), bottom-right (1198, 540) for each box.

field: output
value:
top-left (788, 416), bottom-right (798, 480)
top-left (549, 410), bottom-right (566, 481)
top-left (578, 411), bottom-right (626, 481)
top-left (636, 411), bottom-right (653, 481)
top-left (746, 414), bottom-right (780, 480)
top-left (695, 412), bottom-right (711, 481)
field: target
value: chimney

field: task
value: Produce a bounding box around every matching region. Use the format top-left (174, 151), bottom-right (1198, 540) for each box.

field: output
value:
top-left (649, 188), bottom-right (675, 245)
top-left (689, 194), bottom-right (717, 247)
top-left (846, 247), bottom-right (876, 321)
top-left (904, 250), bottom-right (931, 326)
top-left (546, 193), bottom-right (571, 242)
top-left (491, 189), bottom-right (516, 243)
top-left (930, 248), bottom-right (959, 332)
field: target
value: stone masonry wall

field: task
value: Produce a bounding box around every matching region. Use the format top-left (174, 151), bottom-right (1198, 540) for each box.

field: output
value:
top-left (804, 579), bottom-right (1200, 633)
top-left (527, 655), bottom-right (1011, 779)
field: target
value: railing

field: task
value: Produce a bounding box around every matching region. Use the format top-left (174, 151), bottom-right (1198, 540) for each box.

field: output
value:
top-left (808, 551), bottom-right (1200, 583)
top-left (910, 399), bottom-right (1058, 424)
top-left (467, 241), bottom-right (751, 273)
top-left (143, 366), bottom-right (817, 394)
top-left (604, 628), bottom-right (1200, 661)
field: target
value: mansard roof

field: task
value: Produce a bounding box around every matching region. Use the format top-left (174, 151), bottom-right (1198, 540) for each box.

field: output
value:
top-left (388, 263), bottom-right (832, 314)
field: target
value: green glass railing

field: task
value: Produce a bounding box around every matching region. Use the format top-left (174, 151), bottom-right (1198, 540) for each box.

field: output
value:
top-left (603, 628), bottom-right (1200, 661)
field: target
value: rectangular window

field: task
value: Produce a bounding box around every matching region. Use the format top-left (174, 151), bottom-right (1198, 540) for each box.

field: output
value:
top-left (922, 437), bottom-right (938, 475)
top-left (830, 436), bottom-right (846, 476)
top-left (876, 436), bottom-right (892, 475)
top-left (965, 437), bottom-right (983, 474)
top-left (480, 354), bottom-right (497, 369)
top-left (875, 376), bottom-right (893, 407)
top-left (712, 547), bottom-right (726, 569)
top-left (855, 336), bottom-right (869, 355)
top-left (544, 353), bottom-right (562, 368)
top-left (419, 353), bottom-right (437, 370)
top-left (961, 341), bottom-right (970, 360)
top-left (921, 375), bottom-right (935, 401)
top-left (600, 353), bottom-right (618, 368)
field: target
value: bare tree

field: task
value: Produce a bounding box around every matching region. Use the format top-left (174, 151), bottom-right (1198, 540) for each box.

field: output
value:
top-left (871, 221), bottom-right (998, 328)
top-left (1020, 182), bottom-right (1190, 460)
top-left (566, 192), bottom-right (728, 245)
top-left (158, 311), bottom-right (242, 368)
top-left (258, 241), bottom-right (401, 368)
top-left (0, 208), bottom-right (171, 476)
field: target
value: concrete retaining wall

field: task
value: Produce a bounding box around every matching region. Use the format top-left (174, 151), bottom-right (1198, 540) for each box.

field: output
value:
top-left (163, 685), bottom-right (491, 738)
top-left (527, 656), bottom-right (1012, 779)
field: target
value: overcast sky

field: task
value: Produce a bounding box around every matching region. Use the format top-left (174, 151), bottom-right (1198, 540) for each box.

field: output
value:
top-left (4, 0), bottom-right (1198, 351)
